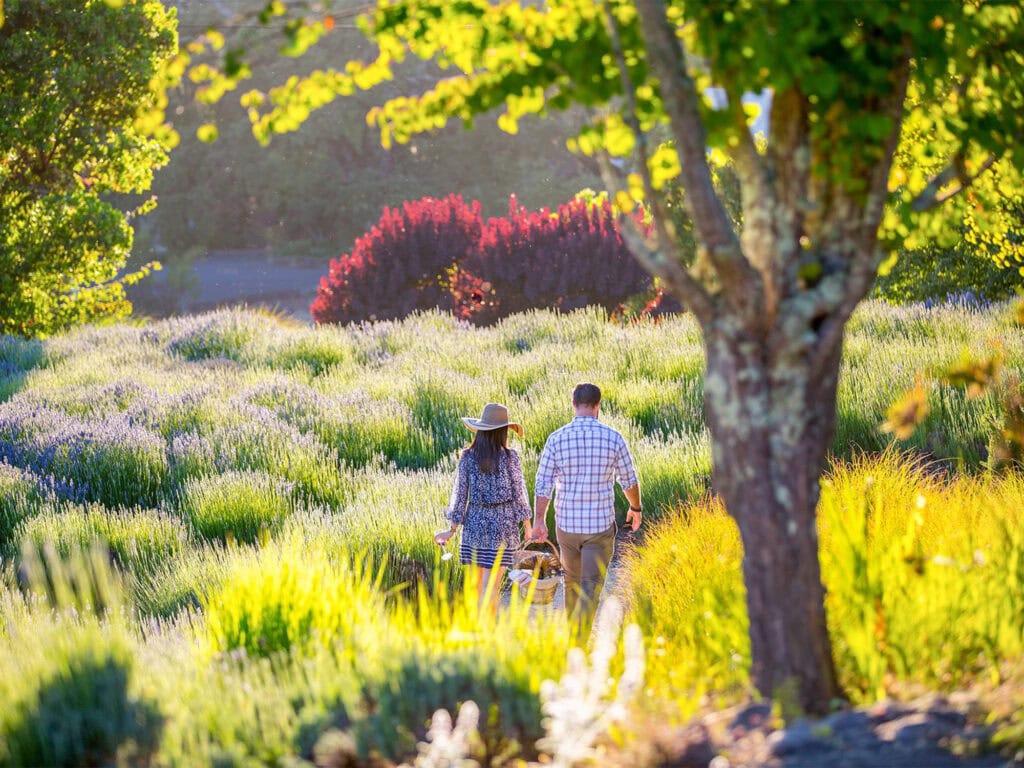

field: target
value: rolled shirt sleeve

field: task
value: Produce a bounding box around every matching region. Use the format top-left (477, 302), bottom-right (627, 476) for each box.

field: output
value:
top-left (534, 437), bottom-right (558, 499)
top-left (446, 454), bottom-right (470, 525)
top-left (614, 435), bottom-right (639, 492)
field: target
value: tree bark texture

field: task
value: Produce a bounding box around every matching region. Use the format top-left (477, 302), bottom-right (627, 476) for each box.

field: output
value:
top-left (623, 0), bottom-right (913, 715)
top-left (702, 317), bottom-right (844, 714)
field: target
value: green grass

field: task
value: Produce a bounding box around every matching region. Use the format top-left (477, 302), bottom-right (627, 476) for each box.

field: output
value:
top-left (179, 470), bottom-right (295, 544)
top-left (17, 502), bottom-right (186, 576)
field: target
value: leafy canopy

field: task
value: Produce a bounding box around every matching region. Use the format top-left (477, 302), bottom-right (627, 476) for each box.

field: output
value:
top-left (0, 0), bottom-right (179, 337)
top-left (228, 0), bottom-right (1023, 282)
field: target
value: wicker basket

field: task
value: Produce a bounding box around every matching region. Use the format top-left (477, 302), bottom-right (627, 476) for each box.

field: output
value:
top-left (513, 541), bottom-right (562, 605)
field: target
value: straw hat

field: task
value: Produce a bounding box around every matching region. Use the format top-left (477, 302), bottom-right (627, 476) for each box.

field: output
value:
top-left (461, 402), bottom-right (523, 437)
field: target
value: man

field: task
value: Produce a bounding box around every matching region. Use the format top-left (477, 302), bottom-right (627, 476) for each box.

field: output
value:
top-left (530, 382), bottom-right (642, 628)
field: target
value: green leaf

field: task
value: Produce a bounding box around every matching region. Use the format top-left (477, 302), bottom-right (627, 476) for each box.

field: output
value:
top-left (196, 123), bottom-right (219, 143)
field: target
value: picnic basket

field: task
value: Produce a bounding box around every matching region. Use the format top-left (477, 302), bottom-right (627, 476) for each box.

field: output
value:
top-left (512, 540), bottom-right (562, 605)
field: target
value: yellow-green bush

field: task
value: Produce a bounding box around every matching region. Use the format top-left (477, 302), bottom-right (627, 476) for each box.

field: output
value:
top-left (623, 496), bottom-right (750, 713)
top-left (626, 451), bottom-right (1024, 711)
top-left (201, 538), bottom-right (386, 659)
top-left (820, 453), bottom-right (1024, 699)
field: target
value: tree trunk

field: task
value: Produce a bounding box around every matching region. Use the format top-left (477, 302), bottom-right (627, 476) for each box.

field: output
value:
top-left (702, 319), bottom-right (844, 715)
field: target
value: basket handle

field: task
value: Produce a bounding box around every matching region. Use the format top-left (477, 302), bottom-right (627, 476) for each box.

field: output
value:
top-left (520, 538), bottom-right (559, 558)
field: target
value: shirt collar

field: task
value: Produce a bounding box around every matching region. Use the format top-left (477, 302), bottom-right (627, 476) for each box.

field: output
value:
top-left (572, 415), bottom-right (599, 422)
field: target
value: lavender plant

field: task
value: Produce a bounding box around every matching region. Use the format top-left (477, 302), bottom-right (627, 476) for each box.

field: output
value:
top-left (179, 470), bottom-right (295, 544)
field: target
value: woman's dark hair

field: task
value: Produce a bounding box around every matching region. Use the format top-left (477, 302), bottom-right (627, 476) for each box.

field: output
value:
top-left (465, 426), bottom-right (509, 474)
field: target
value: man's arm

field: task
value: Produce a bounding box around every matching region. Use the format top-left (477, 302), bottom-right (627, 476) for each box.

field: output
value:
top-left (623, 484), bottom-right (642, 531)
top-left (531, 436), bottom-right (558, 542)
top-left (616, 436), bottom-right (643, 531)
top-left (531, 495), bottom-right (551, 542)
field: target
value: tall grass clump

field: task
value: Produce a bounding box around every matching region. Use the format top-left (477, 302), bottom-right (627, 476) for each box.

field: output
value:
top-left (207, 405), bottom-right (348, 507)
top-left (820, 452), bottom-right (1024, 700)
top-left (601, 376), bottom-right (703, 438)
top-left (0, 462), bottom-right (42, 555)
top-left (179, 470), bottom-right (294, 545)
top-left (626, 451), bottom-right (1024, 711)
top-left (283, 465), bottom-right (461, 593)
top-left (623, 496), bottom-right (750, 711)
top-left (16, 502), bottom-right (187, 576)
top-left (627, 433), bottom-right (711, 521)
top-left (407, 379), bottom-right (478, 463)
top-left (126, 542), bottom-right (233, 619)
top-left (245, 378), bottom-right (431, 469)
top-left (161, 310), bottom-right (270, 363)
top-left (834, 300), bottom-right (1021, 463)
top-left (201, 538), bottom-right (387, 659)
top-left (266, 325), bottom-right (353, 375)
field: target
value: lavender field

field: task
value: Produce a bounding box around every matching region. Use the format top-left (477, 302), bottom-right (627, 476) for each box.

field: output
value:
top-left (0, 302), bottom-right (1021, 766)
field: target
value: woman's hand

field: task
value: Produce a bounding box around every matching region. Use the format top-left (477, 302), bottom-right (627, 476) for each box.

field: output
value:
top-left (434, 529), bottom-right (455, 546)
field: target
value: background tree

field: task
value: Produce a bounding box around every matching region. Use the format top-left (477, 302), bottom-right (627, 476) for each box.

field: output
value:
top-left (225, 0), bottom-right (1024, 713)
top-left (0, 0), bottom-right (178, 337)
top-left (874, 241), bottom-right (1023, 306)
top-left (141, 0), bottom-right (600, 261)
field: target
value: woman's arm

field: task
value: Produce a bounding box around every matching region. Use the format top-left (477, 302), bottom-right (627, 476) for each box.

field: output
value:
top-left (436, 454), bottom-right (469, 545)
top-left (508, 449), bottom-right (531, 521)
top-left (445, 453), bottom-right (470, 526)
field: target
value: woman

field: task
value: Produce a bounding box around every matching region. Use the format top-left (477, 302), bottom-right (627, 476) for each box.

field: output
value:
top-left (434, 402), bottom-right (532, 611)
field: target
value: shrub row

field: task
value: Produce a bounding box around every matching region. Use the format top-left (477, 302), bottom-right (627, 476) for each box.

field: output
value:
top-left (310, 194), bottom-right (680, 325)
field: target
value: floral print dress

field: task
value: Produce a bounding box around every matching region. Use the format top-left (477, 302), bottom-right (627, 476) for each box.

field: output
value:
top-left (445, 448), bottom-right (532, 568)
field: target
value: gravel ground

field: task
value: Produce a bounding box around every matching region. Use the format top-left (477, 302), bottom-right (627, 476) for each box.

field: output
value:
top-left (648, 695), bottom-right (1021, 768)
top-left (139, 250), bottom-right (324, 320)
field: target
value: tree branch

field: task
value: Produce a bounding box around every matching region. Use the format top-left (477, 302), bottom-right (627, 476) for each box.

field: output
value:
top-left (600, 1), bottom-right (714, 323)
top-left (807, 50), bottom-right (911, 378)
top-left (595, 149), bottom-right (715, 323)
top-left (726, 84), bottom-right (785, 326)
top-left (910, 152), bottom-right (999, 212)
top-left (806, 247), bottom-right (886, 378)
top-left (633, 0), bottom-right (762, 316)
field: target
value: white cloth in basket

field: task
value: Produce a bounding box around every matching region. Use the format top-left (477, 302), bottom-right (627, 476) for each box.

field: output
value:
top-left (507, 569), bottom-right (533, 586)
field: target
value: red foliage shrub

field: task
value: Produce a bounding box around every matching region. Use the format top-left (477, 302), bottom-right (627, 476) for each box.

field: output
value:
top-left (312, 193), bottom-right (678, 326)
top-left (310, 194), bottom-right (482, 325)
top-left (457, 195), bottom-right (652, 323)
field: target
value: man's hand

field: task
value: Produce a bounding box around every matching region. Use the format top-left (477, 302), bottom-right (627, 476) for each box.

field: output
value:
top-left (625, 507), bottom-right (642, 531)
top-left (528, 521), bottom-right (549, 543)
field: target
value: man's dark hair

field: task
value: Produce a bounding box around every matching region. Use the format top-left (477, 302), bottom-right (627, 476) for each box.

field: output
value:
top-left (572, 383), bottom-right (601, 407)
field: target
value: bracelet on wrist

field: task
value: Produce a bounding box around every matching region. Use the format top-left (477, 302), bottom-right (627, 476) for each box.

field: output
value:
top-left (629, 505), bottom-right (643, 512)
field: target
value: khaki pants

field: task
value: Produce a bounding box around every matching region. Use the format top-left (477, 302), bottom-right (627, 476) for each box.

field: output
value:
top-left (556, 523), bottom-right (616, 629)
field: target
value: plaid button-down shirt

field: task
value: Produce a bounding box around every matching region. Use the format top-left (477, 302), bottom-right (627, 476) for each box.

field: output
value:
top-left (534, 416), bottom-right (639, 534)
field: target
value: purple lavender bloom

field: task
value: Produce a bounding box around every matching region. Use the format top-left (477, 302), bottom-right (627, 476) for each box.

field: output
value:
top-left (0, 395), bottom-right (169, 507)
